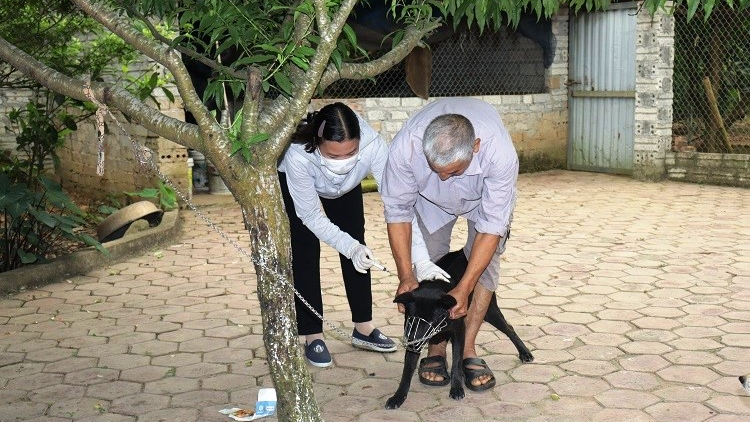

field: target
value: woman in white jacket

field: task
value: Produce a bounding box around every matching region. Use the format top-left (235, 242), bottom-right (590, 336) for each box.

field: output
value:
top-left (277, 102), bottom-right (396, 367)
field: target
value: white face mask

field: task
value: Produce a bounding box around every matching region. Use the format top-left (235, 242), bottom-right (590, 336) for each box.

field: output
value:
top-left (319, 152), bottom-right (359, 175)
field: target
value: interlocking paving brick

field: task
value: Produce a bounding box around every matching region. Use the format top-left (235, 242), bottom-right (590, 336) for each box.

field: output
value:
top-left (150, 352), bottom-right (202, 367)
top-left (0, 389), bottom-right (27, 404)
top-left (496, 381), bottom-right (552, 403)
top-left (645, 402), bottom-right (715, 422)
top-left (175, 362), bottom-right (227, 379)
top-left (47, 396), bottom-right (111, 418)
top-left (18, 347), bottom-right (70, 362)
top-left (579, 332), bottom-right (630, 346)
top-left (619, 355), bottom-right (670, 372)
top-left (5, 372), bottom-right (63, 391)
top-left (179, 336), bottom-right (228, 353)
top-left (604, 370), bottom-right (661, 391)
top-left (549, 375), bottom-right (610, 396)
top-left (0, 401), bottom-right (49, 421)
top-left (654, 385), bottom-right (712, 402)
top-left (1, 172), bottom-right (749, 420)
top-left (594, 389), bottom-right (660, 409)
top-left (109, 393), bottom-right (170, 415)
top-left (620, 341), bottom-right (673, 355)
top-left (345, 377), bottom-right (399, 399)
top-left (167, 390), bottom-right (229, 410)
top-left (560, 359), bottom-right (618, 377)
top-left (591, 408), bottom-right (657, 422)
top-left (135, 408), bottom-right (200, 422)
top-left (144, 377), bottom-right (200, 395)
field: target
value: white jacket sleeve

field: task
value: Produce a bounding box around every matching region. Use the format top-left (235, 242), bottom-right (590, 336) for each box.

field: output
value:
top-left (368, 126), bottom-right (388, 189)
top-left (282, 156), bottom-right (359, 258)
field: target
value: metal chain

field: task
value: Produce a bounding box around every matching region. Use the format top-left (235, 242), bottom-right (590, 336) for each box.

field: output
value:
top-left (83, 86), bottom-right (396, 350)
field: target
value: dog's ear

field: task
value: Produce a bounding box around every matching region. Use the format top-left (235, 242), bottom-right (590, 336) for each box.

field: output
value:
top-left (394, 291), bottom-right (414, 304)
top-left (438, 294), bottom-right (457, 309)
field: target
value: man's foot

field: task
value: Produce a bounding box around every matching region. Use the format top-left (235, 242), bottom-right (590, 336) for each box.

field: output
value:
top-left (462, 357), bottom-right (496, 391)
top-left (305, 339), bottom-right (332, 368)
top-left (351, 328), bottom-right (397, 352)
top-left (418, 355), bottom-right (450, 386)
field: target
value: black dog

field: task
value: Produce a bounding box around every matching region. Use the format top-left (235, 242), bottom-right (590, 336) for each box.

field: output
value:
top-left (385, 250), bottom-right (534, 409)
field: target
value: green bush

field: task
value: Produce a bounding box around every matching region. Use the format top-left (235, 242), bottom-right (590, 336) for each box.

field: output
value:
top-left (0, 174), bottom-right (108, 272)
top-left (126, 180), bottom-right (178, 211)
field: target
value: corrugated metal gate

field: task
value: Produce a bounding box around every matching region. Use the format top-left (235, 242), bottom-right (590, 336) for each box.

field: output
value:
top-left (568, 2), bottom-right (637, 174)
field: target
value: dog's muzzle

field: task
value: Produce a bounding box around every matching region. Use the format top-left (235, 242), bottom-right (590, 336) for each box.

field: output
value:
top-left (402, 312), bottom-right (449, 353)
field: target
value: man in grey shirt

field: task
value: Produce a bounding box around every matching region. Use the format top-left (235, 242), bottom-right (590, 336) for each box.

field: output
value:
top-left (381, 97), bottom-right (518, 391)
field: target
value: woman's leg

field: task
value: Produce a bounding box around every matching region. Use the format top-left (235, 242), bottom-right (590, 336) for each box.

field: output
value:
top-left (320, 184), bottom-right (373, 329)
top-left (278, 172), bottom-right (323, 338)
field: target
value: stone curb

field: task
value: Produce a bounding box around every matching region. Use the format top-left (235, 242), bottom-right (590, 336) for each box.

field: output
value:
top-left (0, 209), bottom-right (181, 295)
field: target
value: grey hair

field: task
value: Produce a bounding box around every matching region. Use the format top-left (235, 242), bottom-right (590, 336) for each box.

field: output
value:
top-left (422, 114), bottom-right (475, 167)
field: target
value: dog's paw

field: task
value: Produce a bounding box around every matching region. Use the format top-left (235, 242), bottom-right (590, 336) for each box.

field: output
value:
top-left (449, 386), bottom-right (465, 401)
top-left (519, 350), bottom-right (534, 363)
top-left (385, 395), bottom-right (406, 409)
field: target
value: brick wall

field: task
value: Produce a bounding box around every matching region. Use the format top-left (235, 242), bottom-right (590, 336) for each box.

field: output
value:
top-left (634, 8), bottom-right (675, 180)
top-left (56, 88), bottom-right (189, 201)
top-left (1, 84), bottom-right (189, 202)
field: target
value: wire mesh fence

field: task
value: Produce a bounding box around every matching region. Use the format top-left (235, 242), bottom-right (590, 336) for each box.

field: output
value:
top-left (320, 25), bottom-right (548, 99)
top-left (672, 5), bottom-right (750, 155)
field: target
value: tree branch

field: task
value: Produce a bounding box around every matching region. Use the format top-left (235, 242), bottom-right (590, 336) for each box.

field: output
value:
top-left (0, 35), bottom-right (202, 149)
top-left (240, 67), bottom-right (263, 145)
top-left (259, 0), bottom-right (359, 139)
top-left (313, 0), bottom-right (329, 31)
top-left (70, 0), bottom-right (219, 137)
top-left (318, 22), bottom-right (440, 92)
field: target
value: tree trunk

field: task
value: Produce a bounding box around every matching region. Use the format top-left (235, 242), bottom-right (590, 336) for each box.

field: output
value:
top-left (702, 77), bottom-right (733, 153)
top-left (235, 165), bottom-right (323, 422)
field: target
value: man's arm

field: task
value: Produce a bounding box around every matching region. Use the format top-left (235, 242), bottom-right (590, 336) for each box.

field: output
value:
top-left (387, 222), bottom-right (418, 313)
top-left (448, 232), bottom-right (501, 318)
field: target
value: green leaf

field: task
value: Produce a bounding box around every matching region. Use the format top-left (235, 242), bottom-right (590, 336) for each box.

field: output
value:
top-left (98, 205), bottom-right (119, 215)
top-left (686, 0), bottom-right (701, 21)
top-left (330, 50), bottom-right (343, 71)
top-left (39, 177), bottom-right (83, 214)
top-left (342, 24), bottom-right (358, 47)
top-left (0, 178), bottom-right (29, 212)
top-left (125, 188), bottom-right (159, 199)
top-left (17, 249), bottom-right (38, 264)
top-left (231, 139), bottom-right (245, 156)
top-left (233, 54), bottom-right (275, 66)
top-left (290, 56), bottom-right (309, 71)
top-left (80, 233), bottom-right (110, 257)
top-left (29, 209), bottom-right (58, 228)
top-left (296, 46), bottom-right (316, 57)
top-left (273, 72), bottom-right (293, 96)
top-left (258, 43), bottom-right (281, 54)
top-left (248, 133), bottom-right (270, 145)
top-left (147, 72), bottom-right (159, 89)
top-left (160, 87), bottom-right (175, 103)
top-left (62, 115), bottom-right (77, 131)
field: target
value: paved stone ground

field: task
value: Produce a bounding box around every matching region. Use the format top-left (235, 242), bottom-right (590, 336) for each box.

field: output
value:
top-left (1, 170), bottom-right (749, 422)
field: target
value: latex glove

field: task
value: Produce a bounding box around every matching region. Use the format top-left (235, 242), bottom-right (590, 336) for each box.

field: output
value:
top-left (414, 260), bottom-right (451, 282)
top-left (349, 244), bottom-right (376, 274)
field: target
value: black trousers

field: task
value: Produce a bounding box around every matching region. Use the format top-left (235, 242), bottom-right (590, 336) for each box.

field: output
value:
top-left (279, 172), bottom-right (373, 335)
